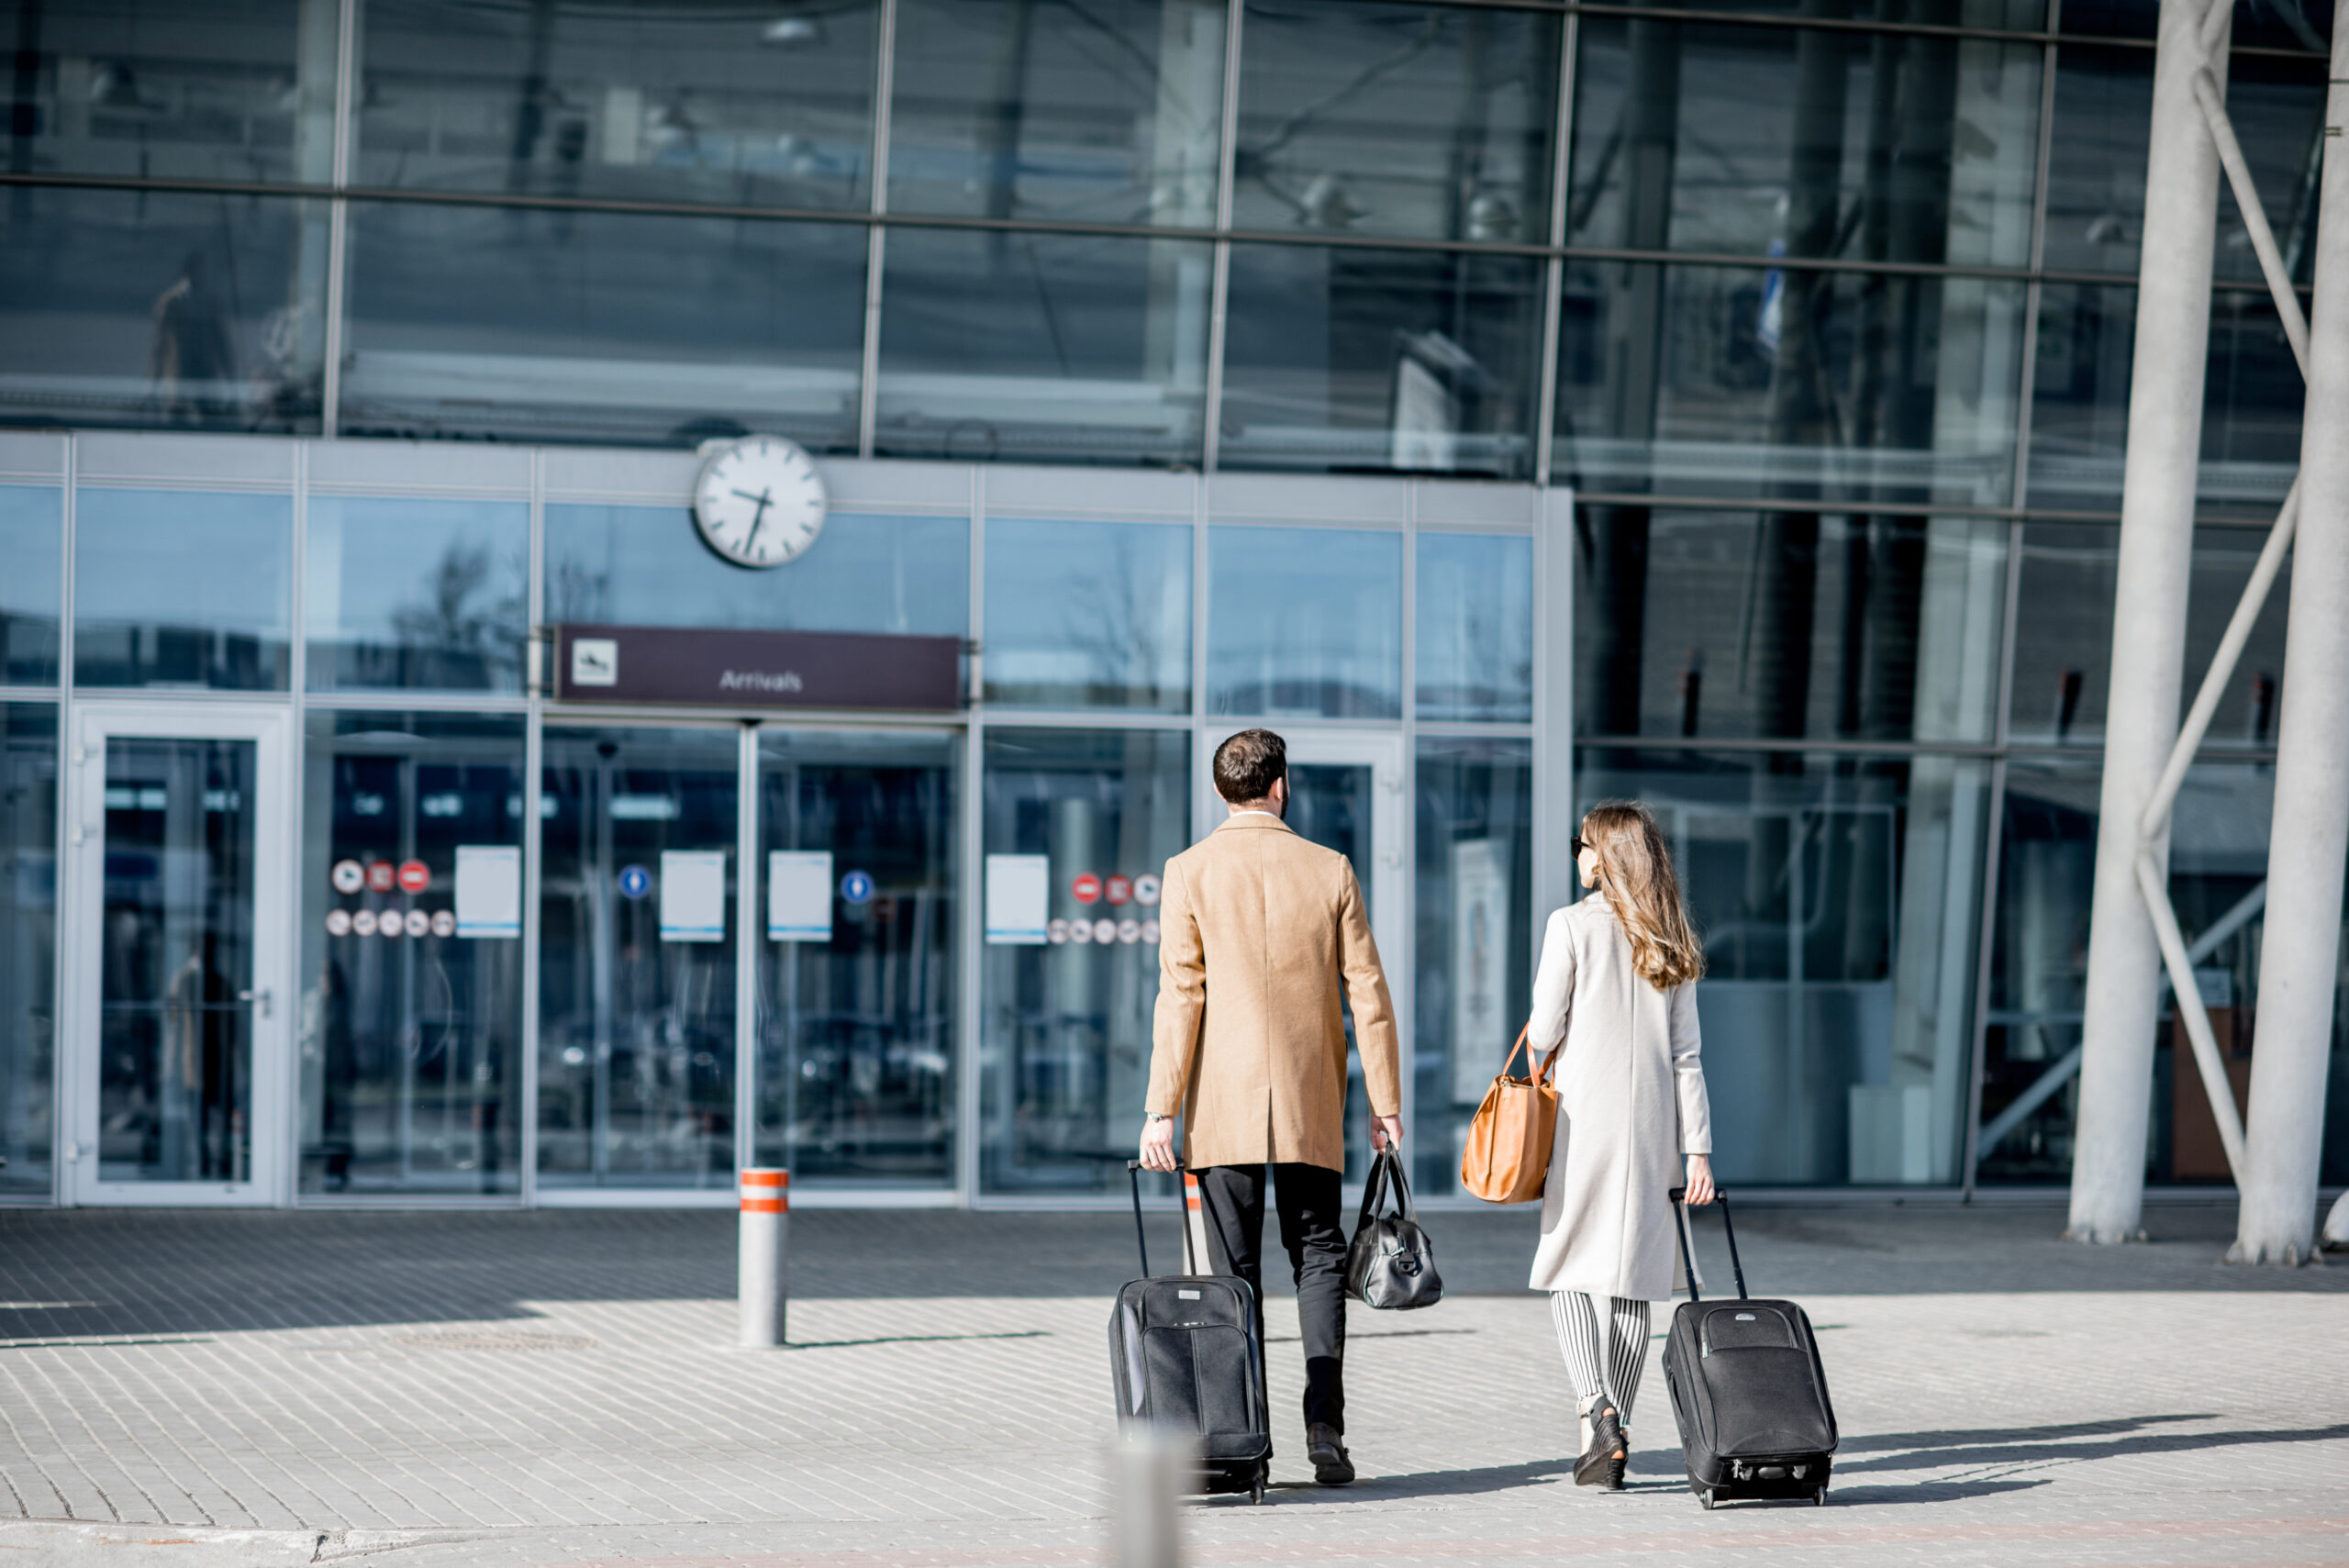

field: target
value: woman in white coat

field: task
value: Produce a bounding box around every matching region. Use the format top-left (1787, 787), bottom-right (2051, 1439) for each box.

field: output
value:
top-left (1525, 800), bottom-right (1714, 1491)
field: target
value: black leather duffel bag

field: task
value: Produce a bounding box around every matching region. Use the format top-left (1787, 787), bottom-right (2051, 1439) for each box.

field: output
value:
top-left (1345, 1149), bottom-right (1443, 1309)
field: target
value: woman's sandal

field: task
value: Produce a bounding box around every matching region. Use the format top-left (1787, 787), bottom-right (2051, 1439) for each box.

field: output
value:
top-left (1574, 1401), bottom-right (1626, 1488)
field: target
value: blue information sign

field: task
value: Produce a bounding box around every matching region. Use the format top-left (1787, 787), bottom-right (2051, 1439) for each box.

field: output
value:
top-left (618, 863), bottom-right (651, 900)
top-left (840, 870), bottom-right (875, 905)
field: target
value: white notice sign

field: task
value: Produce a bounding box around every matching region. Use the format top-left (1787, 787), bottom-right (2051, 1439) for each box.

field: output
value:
top-left (768, 850), bottom-right (834, 942)
top-left (1450, 838), bottom-right (1513, 1104)
top-left (985, 854), bottom-right (1051, 944)
top-left (660, 850), bottom-right (729, 942)
top-left (453, 845), bottom-right (521, 939)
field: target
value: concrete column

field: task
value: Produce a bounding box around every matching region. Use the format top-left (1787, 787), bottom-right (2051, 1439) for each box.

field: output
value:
top-left (2066, 0), bottom-right (2227, 1244)
top-left (2232, 21), bottom-right (2349, 1267)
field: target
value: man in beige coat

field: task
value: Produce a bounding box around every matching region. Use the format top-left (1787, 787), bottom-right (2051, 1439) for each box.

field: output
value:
top-left (1138, 728), bottom-right (1402, 1486)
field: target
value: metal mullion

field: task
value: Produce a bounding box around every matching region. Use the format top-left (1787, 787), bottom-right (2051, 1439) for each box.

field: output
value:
top-left (958, 466), bottom-right (986, 1205)
top-left (1200, 0), bottom-right (1244, 472)
top-left (1533, 7), bottom-right (1576, 489)
top-left (518, 449), bottom-right (545, 1207)
top-left (735, 721), bottom-right (759, 1184)
top-left (318, 0), bottom-right (357, 437)
top-left (858, 0), bottom-right (897, 460)
top-left (50, 437), bottom-right (75, 1203)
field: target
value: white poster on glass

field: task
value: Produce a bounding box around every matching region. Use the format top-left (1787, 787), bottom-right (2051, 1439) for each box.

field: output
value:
top-left (660, 850), bottom-right (729, 942)
top-left (985, 853), bottom-right (1050, 944)
top-left (453, 845), bottom-right (521, 938)
top-left (768, 850), bottom-right (833, 942)
top-left (1450, 838), bottom-right (1512, 1104)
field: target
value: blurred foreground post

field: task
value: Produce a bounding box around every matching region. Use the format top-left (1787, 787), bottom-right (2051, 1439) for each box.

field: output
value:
top-left (739, 1168), bottom-right (789, 1347)
top-left (1109, 1429), bottom-right (1196, 1568)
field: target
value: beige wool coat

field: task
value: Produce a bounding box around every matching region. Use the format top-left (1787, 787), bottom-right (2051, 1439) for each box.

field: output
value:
top-left (1527, 894), bottom-right (1712, 1302)
top-left (1144, 814), bottom-right (1402, 1172)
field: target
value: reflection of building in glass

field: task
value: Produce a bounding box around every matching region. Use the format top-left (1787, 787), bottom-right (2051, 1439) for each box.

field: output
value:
top-left (1, 0), bottom-right (2344, 1207)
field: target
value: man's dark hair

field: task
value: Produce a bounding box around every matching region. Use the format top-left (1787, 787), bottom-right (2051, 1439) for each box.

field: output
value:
top-left (1213, 728), bottom-right (1286, 804)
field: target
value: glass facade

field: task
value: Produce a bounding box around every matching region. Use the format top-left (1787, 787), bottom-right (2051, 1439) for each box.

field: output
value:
top-left (2, 0), bottom-right (2345, 1206)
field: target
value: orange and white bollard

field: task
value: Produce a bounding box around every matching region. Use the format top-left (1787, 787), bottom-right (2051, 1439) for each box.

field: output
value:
top-left (739, 1167), bottom-right (789, 1348)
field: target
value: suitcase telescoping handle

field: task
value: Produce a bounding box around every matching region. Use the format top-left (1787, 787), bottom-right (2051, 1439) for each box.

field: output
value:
top-left (1668, 1185), bottom-right (1751, 1301)
top-left (1127, 1159), bottom-right (1188, 1278)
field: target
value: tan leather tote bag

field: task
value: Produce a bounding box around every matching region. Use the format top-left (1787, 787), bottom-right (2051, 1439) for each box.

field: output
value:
top-left (1458, 1025), bottom-right (1561, 1205)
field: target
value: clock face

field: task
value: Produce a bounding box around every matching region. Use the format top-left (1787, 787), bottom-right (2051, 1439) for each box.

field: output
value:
top-left (692, 435), bottom-right (828, 568)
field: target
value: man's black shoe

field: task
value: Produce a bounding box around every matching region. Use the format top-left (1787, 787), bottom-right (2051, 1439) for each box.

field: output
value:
top-left (1307, 1422), bottom-right (1354, 1485)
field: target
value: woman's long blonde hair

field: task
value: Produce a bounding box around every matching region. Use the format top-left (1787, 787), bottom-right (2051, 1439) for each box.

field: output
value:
top-left (1582, 801), bottom-right (1706, 989)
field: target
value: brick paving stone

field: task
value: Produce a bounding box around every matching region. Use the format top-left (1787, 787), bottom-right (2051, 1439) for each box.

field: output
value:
top-left (0, 1203), bottom-right (2340, 1566)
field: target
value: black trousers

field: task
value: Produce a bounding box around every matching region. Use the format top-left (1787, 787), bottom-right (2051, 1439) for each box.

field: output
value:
top-left (1195, 1162), bottom-right (1349, 1434)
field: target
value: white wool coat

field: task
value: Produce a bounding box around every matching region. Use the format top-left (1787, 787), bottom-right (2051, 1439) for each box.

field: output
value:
top-left (1526, 894), bottom-right (1712, 1302)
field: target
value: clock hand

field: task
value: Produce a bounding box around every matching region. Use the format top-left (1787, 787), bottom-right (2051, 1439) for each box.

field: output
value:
top-left (733, 488), bottom-right (775, 550)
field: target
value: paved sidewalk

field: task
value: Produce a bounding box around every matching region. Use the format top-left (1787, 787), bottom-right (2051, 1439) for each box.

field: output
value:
top-left (0, 1201), bottom-right (2342, 1566)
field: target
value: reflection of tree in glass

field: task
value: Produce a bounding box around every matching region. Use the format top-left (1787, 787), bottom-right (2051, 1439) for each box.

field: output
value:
top-left (1052, 528), bottom-right (1173, 706)
top-left (390, 542), bottom-right (527, 682)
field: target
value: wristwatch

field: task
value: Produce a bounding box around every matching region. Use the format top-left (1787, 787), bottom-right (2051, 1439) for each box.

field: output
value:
top-left (1144, 1112), bottom-right (1170, 1123)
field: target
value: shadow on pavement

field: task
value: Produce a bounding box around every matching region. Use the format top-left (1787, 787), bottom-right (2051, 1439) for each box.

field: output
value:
top-left (1832, 1420), bottom-right (2349, 1473)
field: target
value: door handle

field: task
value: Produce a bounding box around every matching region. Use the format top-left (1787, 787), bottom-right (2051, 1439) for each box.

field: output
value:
top-left (239, 987), bottom-right (273, 1018)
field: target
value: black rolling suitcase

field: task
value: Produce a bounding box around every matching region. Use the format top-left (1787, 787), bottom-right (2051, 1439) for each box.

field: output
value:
top-left (1108, 1161), bottom-right (1271, 1504)
top-left (1662, 1187), bottom-right (1839, 1509)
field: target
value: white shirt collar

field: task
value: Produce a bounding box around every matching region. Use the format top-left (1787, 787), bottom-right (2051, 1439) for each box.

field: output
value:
top-left (1226, 809), bottom-right (1285, 822)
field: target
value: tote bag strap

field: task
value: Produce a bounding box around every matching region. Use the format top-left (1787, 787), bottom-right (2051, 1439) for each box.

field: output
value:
top-left (1504, 1022), bottom-right (1564, 1086)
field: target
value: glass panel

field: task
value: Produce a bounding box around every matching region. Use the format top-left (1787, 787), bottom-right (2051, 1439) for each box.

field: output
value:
top-left (538, 726), bottom-right (739, 1189)
top-left (0, 705), bottom-right (58, 1196)
top-left (306, 496), bottom-right (529, 693)
top-left (874, 227), bottom-right (1210, 467)
top-left (1208, 525), bottom-right (1401, 719)
top-left (0, 187), bottom-right (327, 435)
top-left (754, 730), bottom-right (958, 1187)
top-left (1286, 759), bottom-right (1375, 1184)
top-left (979, 727), bottom-right (1189, 1195)
top-left (2028, 284), bottom-right (2303, 517)
top-left (1553, 261), bottom-right (2028, 507)
top-left (2058, 1), bottom-right (2331, 53)
top-left (2007, 520), bottom-right (2291, 750)
top-left (96, 736), bottom-right (258, 1183)
top-left (1575, 506), bottom-right (2007, 743)
top-left (983, 518), bottom-right (1191, 712)
top-left (1219, 245), bottom-right (1543, 479)
top-left (74, 488), bottom-right (292, 691)
top-left (547, 506), bottom-right (968, 637)
top-left (0, 487), bottom-right (62, 685)
top-left (2045, 47), bottom-right (2330, 284)
top-left (1414, 736), bottom-right (1531, 1199)
top-left (341, 203), bottom-right (865, 450)
top-left (0, 0), bottom-right (329, 183)
top-left (1978, 756), bottom-right (2302, 1184)
top-left (1575, 747), bottom-right (1990, 1185)
top-left (1232, 0), bottom-right (1560, 244)
top-left (1624, 0), bottom-right (2043, 21)
top-left (1415, 532), bottom-right (1531, 723)
top-left (888, 0), bottom-right (1225, 227)
top-left (297, 712), bottom-right (526, 1195)
top-left (1567, 18), bottom-right (2041, 269)
top-left (355, 0), bottom-right (879, 209)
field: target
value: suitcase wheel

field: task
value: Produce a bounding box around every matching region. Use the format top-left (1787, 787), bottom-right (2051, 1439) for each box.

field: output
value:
top-left (1813, 1486), bottom-right (1828, 1506)
top-left (1696, 1486), bottom-right (1715, 1510)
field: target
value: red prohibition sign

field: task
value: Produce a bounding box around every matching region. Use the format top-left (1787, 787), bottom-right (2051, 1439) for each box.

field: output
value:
top-left (396, 860), bottom-right (431, 895)
top-left (1105, 875), bottom-right (1132, 906)
top-left (1072, 873), bottom-right (1102, 905)
top-left (365, 862), bottom-right (397, 894)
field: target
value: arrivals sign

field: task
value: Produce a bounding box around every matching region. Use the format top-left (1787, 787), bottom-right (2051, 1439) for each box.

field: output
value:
top-left (553, 624), bottom-right (962, 711)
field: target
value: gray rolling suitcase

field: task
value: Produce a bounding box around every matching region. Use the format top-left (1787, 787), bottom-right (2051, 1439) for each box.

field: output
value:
top-left (1108, 1161), bottom-right (1271, 1503)
top-left (1662, 1187), bottom-right (1839, 1508)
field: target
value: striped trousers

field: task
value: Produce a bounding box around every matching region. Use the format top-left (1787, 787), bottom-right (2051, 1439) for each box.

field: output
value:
top-left (1548, 1290), bottom-right (1652, 1425)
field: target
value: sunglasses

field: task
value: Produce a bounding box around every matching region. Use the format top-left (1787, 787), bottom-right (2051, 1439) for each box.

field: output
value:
top-left (1571, 835), bottom-right (1589, 857)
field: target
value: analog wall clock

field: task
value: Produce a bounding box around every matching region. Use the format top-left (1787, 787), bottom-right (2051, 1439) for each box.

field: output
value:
top-left (692, 434), bottom-right (828, 568)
